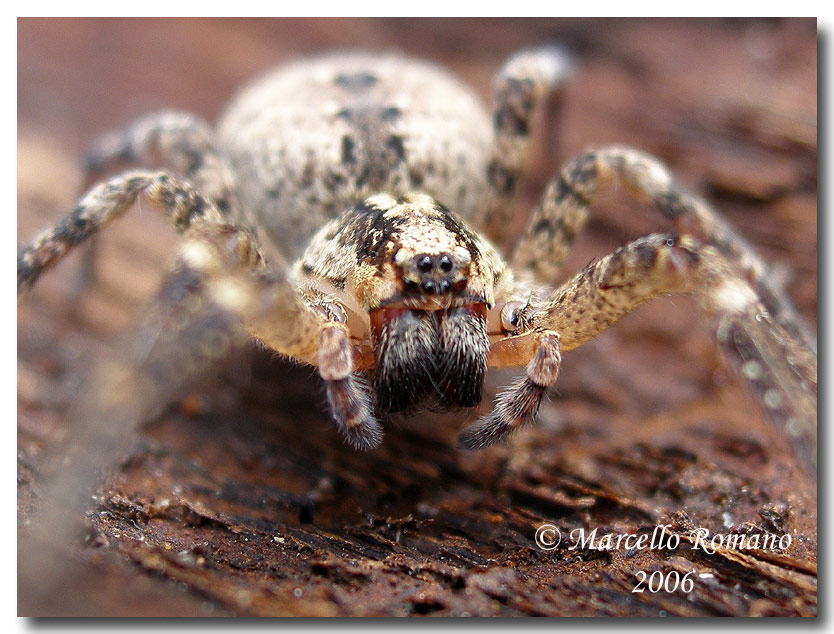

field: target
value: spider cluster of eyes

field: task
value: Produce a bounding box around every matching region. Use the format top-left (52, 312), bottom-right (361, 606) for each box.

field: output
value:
top-left (403, 253), bottom-right (456, 295)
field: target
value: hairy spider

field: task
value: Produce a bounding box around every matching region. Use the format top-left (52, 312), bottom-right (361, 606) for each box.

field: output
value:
top-left (18, 47), bottom-right (816, 475)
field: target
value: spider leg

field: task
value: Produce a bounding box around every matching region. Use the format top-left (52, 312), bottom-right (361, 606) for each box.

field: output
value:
top-left (464, 233), bottom-right (689, 449)
top-left (68, 112), bottom-right (247, 294)
top-left (699, 276), bottom-right (817, 473)
top-left (458, 330), bottom-right (560, 450)
top-left (18, 170), bottom-right (228, 293)
top-left (67, 112), bottom-right (250, 299)
top-left (512, 145), bottom-right (814, 350)
top-left (477, 45), bottom-right (574, 246)
top-left (18, 166), bottom-right (381, 445)
top-left (317, 324), bottom-right (382, 450)
top-left (493, 231), bottom-right (817, 473)
top-left (525, 234), bottom-right (698, 353)
top-left (84, 110), bottom-right (241, 219)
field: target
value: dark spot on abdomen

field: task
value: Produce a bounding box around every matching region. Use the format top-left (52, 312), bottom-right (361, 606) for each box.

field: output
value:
top-left (409, 168), bottom-right (424, 188)
top-left (380, 106), bottom-right (402, 121)
top-left (336, 105), bottom-right (402, 124)
top-left (386, 135), bottom-right (406, 162)
top-left (333, 71), bottom-right (379, 91)
top-left (341, 135), bottom-right (357, 164)
top-left (487, 159), bottom-right (516, 195)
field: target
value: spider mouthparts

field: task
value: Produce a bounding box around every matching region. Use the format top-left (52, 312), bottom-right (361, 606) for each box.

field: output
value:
top-left (369, 305), bottom-right (489, 413)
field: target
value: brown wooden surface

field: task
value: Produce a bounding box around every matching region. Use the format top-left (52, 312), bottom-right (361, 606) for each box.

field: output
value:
top-left (18, 18), bottom-right (817, 616)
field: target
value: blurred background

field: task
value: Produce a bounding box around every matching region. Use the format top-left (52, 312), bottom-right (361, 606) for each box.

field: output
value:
top-left (18, 18), bottom-right (817, 616)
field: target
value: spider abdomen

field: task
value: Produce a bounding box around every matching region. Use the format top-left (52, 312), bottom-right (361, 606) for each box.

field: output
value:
top-left (218, 52), bottom-right (493, 259)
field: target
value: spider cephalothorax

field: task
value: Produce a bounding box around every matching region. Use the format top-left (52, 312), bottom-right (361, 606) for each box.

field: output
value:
top-left (299, 192), bottom-right (507, 416)
top-left (299, 192), bottom-right (506, 314)
top-left (18, 48), bottom-right (816, 470)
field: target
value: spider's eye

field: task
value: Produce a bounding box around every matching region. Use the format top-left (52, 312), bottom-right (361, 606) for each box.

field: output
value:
top-left (416, 255), bottom-right (434, 273)
top-left (500, 301), bottom-right (525, 332)
top-left (438, 254), bottom-right (453, 272)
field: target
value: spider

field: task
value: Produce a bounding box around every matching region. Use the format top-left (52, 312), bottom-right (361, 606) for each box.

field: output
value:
top-left (18, 47), bottom-right (816, 475)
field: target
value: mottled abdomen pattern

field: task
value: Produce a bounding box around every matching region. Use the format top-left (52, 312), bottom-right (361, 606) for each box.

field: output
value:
top-left (219, 53), bottom-right (493, 259)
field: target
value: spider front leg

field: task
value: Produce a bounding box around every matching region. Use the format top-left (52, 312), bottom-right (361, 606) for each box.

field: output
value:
top-left (513, 145), bottom-right (814, 349)
top-left (461, 233), bottom-right (691, 449)
top-left (314, 322), bottom-right (382, 450)
top-left (477, 231), bottom-right (816, 473)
